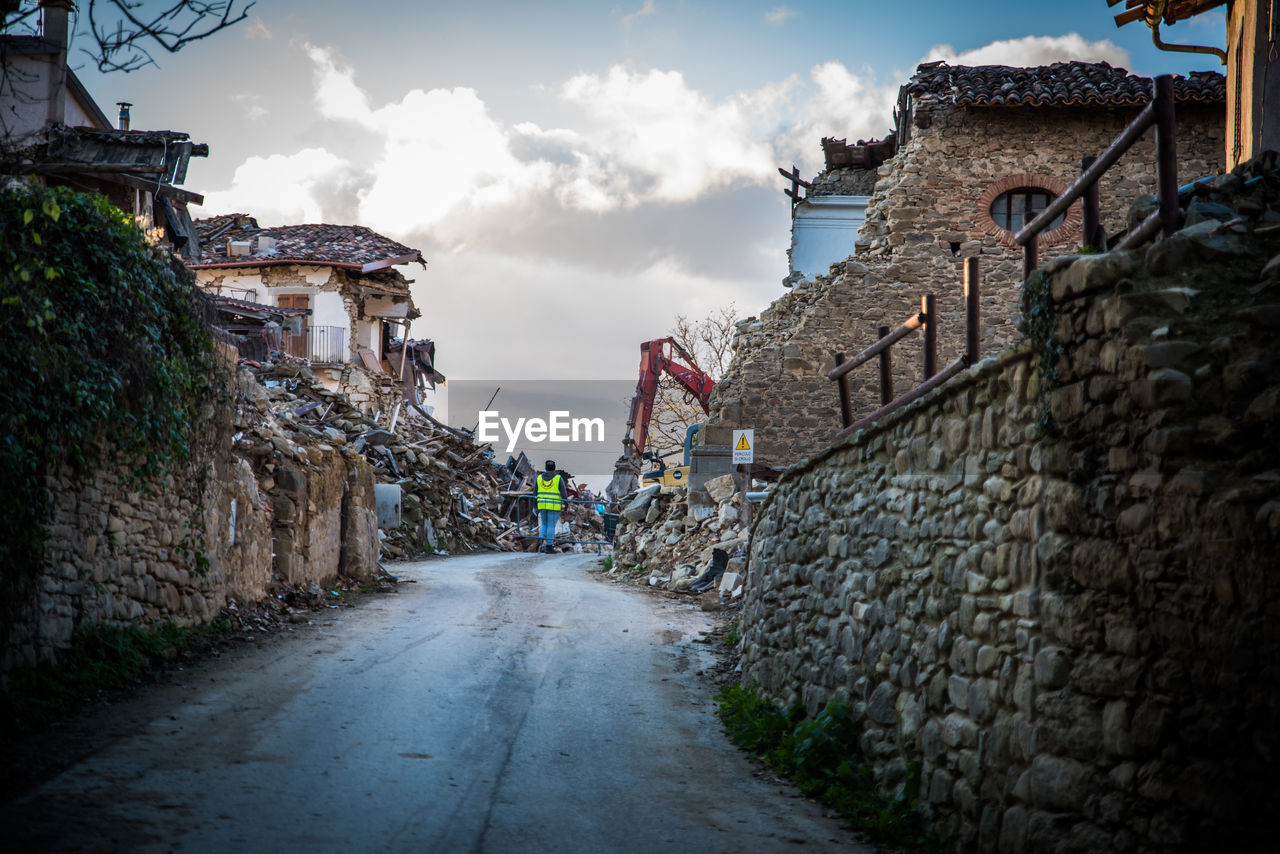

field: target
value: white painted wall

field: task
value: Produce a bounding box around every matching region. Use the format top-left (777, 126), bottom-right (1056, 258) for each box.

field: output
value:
top-left (0, 54), bottom-right (56, 147)
top-left (358, 319), bottom-right (381, 360)
top-left (363, 296), bottom-right (410, 318)
top-left (788, 195), bottom-right (870, 284)
top-left (308, 291), bottom-right (349, 330)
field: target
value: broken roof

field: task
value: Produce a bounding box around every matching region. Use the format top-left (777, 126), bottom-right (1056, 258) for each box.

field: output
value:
top-left (1112, 1), bottom-right (1225, 28)
top-left (211, 294), bottom-right (311, 319)
top-left (905, 61), bottom-right (1225, 108)
top-left (192, 214), bottom-right (426, 274)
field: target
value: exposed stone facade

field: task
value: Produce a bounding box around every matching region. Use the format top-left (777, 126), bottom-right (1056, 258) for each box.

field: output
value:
top-left (2, 349), bottom-right (379, 673)
top-left (739, 204), bottom-right (1280, 850)
top-left (711, 65), bottom-right (1225, 471)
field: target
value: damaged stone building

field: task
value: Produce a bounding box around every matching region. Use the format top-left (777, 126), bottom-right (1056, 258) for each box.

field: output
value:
top-left (0, 0), bottom-right (206, 258)
top-left (711, 61), bottom-right (1225, 470)
top-left (191, 214), bottom-right (442, 414)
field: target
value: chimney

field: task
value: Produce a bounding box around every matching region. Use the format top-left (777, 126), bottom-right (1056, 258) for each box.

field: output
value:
top-left (40, 0), bottom-right (71, 50)
top-left (117, 102), bottom-right (132, 131)
top-left (41, 1), bottom-right (72, 127)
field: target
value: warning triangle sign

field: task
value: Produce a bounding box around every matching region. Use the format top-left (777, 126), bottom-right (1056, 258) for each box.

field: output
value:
top-left (735, 434), bottom-right (751, 451)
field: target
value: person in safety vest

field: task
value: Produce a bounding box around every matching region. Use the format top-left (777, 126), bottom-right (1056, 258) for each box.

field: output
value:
top-left (535, 460), bottom-right (568, 553)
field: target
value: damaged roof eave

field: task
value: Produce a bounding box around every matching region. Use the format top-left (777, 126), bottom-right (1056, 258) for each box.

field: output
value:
top-left (360, 252), bottom-right (426, 274)
top-left (191, 251), bottom-right (425, 274)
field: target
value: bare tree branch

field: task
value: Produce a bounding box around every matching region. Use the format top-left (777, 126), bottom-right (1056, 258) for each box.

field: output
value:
top-left (1, 1), bottom-right (255, 73)
top-left (87, 1), bottom-right (256, 73)
top-left (646, 303), bottom-right (740, 462)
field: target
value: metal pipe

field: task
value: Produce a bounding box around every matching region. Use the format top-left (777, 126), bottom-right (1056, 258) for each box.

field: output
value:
top-left (922, 295), bottom-right (937, 380)
top-left (834, 352), bottom-right (854, 428)
top-left (964, 258), bottom-right (980, 364)
top-left (835, 356), bottom-right (969, 441)
top-left (827, 312), bottom-right (923, 379)
top-left (1082, 156), bottom-right (1103, 249)
top-left (1113, 209), bottom-right (1163, 251)
top-left (1154, 74), bottom-right (1181, 237)
top-left (1023, 234), bottom-right (1038, 280)
top-left (1151, 20), bottom-right (1227, 65)
top-left (878, 327), bottom-right (894, 404)
top-left (1014, 101), bottom-right (1157, 246)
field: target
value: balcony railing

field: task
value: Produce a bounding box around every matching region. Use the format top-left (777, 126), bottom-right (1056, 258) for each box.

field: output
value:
top-left (284, 325), bottom-right (347, 364)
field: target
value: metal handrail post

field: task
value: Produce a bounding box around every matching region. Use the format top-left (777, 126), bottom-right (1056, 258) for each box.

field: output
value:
top-left (1154, 74), bottom-right (1180, 237)
top-left (877, 328), bottom-right (893, 404)
top-left (834, 352), bottom-right (853, 428)
top-left (1082, 156), bottom-right (1103, 249)
top-left (964, 258), bottom-right (980, 364)
top-left (922, 295), bottom-right (937, 379)
top-left (1023, 234), bottom-right (1038, 281)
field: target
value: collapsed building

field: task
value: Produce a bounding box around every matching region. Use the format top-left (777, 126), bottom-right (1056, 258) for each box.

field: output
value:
top-left (710, 62), bottom-right (1226, 470)
top-left (190, 214), bottom-right (442, 415)
top-left (0, 2), bottom-right (205, 258)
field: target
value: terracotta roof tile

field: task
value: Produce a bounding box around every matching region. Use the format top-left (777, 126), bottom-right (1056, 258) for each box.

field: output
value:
top-left (191, 214), bottom-right (425, 272)
top-left (905, 61), bottom-right (1225, 109)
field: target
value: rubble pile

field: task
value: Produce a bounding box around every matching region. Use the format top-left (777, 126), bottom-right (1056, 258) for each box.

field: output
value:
top-left (611, 474), bottom-right (753, 602)
top-left (228, 361), bottom-right (511, 558)
top-left (230, 359), bottom-right (613, 559)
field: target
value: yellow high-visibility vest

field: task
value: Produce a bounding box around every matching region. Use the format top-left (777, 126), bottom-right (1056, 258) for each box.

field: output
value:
top-left (536, 473), bottom-right (564, 511)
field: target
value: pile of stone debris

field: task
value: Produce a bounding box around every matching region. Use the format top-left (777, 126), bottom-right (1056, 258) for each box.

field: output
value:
top-left (610, 473), bottom-right (755, 608)
top-left (228, 360), bottom-right (511, 555)
top-left (228, 359), bottom-right (610, 559)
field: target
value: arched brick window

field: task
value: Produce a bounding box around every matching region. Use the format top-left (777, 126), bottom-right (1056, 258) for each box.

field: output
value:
top-left (976, 174), bottom-right (1080, 248)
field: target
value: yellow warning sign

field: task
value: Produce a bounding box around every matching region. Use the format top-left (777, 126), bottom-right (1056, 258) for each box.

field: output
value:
top-left (731, 429), bottom-right (754, 464)
top-left (735, 434), bottom-right (751, 451)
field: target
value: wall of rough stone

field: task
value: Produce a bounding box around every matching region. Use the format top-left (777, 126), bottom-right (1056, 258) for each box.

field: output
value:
top-left (711, 103), bottom-right (1224, 470)
top-left (740, 217), bottom-right (1280, 850)
top-left (2, 353), bottom-right (380, 673)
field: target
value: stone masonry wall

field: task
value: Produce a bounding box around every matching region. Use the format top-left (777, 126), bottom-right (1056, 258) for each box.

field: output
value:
top-left (710, 103), bottom-right (1224, 470)
top-left (2, 352), bottom-right (379, 673)
top-left (740, 211), bottom-right (1280, 850)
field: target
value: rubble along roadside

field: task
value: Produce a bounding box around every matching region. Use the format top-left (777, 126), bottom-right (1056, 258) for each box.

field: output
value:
top-left (239, 359), bottom-right (608, 560)
top-left (608, 473), bottom-right (755, 606)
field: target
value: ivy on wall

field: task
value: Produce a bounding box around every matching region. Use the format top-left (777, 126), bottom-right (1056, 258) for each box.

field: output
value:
top-left (0, 180), bottom-right (220, 625)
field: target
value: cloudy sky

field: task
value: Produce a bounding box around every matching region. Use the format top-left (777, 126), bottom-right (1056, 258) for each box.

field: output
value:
top-left (70, 0), bottom-right (1225, 387)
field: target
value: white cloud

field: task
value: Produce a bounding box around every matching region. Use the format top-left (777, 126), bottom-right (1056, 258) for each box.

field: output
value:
top-left (556, 66), bottom-right (788, 204)
top-left (765, 6), bottom-right (797, 25)
top-left (621, 1), bottom-right (657, 27)
top-left (196, 148), bottom-right (351, 224)
top-left (777, 61), bottom-right (899, 165)
top-left (211, 34), bottom-right (1136, 238)
top-left (922, 33), bottom-right (1131, 69)
top-left (306, 44), bottom-right (372, 122)
top-left (242, 16), bottom-right (272, 40)
top-left (230, 92), bottom-right (267, 121)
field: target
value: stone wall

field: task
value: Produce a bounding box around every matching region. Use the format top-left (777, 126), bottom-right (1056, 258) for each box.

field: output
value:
top-left (2, 353), bottom-right (380, 673)
top-left (711, 103), bottom-right (1224, 470)
top-left (809, 166), bottom-right (878, 197)
top-left (739, 206), bottom-right (1280, 850)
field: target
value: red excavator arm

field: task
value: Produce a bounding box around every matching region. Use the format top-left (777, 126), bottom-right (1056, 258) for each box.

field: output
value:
top-left (621, 336), bottom-right (715, 458)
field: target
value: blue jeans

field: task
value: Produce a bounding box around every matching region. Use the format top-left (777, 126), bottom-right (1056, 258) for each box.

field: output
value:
top-left (538, 509), bottom-right (561, 552)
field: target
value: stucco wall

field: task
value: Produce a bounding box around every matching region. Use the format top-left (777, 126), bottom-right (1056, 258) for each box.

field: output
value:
top-left (710, 102), bottom-right (1225, 470)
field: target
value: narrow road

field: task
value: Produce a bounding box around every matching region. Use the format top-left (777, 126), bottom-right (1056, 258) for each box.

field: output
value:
top-left (3, 553), bottom-right (869, 853)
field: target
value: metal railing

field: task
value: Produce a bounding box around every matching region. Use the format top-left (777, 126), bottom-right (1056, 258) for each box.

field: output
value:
top-left (1016, 74), bottom-right (1180, 277)
top-left (295, 325), bottom-right (346, 364)
top-left (828, 258), bottom-right (981, 440)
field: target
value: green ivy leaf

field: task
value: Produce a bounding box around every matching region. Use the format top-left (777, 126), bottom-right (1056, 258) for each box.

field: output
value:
top-left (23, 209), bottom-right (34, 225)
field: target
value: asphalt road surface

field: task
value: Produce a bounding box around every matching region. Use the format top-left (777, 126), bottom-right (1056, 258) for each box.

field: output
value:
top-left (2, 553), bottom-right (871, 853)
